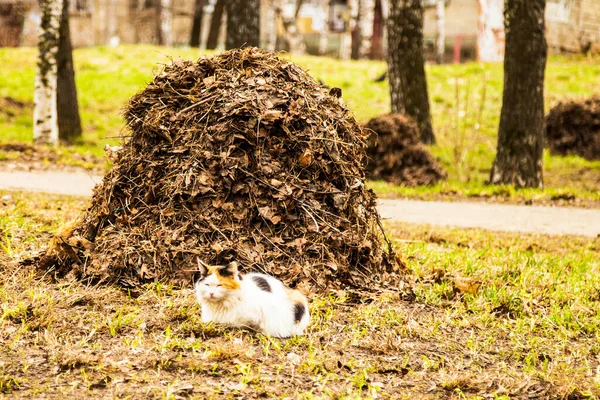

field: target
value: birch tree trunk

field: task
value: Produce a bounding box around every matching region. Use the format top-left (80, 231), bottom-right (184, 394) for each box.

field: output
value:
top-left (289, 0), bottom-right (306, 54)
top-left (206, 0), bottom-right (225, 50)
top-left (106, 0), bottom-right (118, 45)
top-left (264, 1), bottom-right (277, 51)
top-left (435, 0), bottom-right (445, 64)
top-left (157, 0), bottom-right (173, 46)
top-left (226, 0), bottom-right (260, 49)
top-left (387, 0), bottom-right (435, 144)
top-left (57, 0), bottom-right (82, 143)
top-left (488, 0), bottom-right (546, 188)
top-left (34, 0), bottom-right (63, 146)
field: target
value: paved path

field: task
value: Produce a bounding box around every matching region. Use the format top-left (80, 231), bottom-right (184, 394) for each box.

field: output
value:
top-left (0, 170), bottom-right (103, 197)
top-left (378, 199), bottom-right (599, 238)
top-left (1, 170), bottom-right (598, 237)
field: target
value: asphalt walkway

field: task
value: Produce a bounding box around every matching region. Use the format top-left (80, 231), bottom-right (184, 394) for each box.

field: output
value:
top-left (377, 199), bottom-right (599, 237)
top-left (1, 170), bottom-right (598, 237)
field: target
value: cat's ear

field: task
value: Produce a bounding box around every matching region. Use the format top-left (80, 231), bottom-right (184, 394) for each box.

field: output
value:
top-left (219, 261), bottom-right (238, 277)
top-left (197, 258), bottom-right (208, 275)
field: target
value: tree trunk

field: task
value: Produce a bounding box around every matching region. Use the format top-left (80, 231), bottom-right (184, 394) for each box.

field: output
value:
top-left (350, 0), bottom-right (362, 60)
top-left (34, 0), bottom-right (63, 146)
top-left (435, 0), bottom-right (445, 64)
top-left (264, 0), bottom-right (277, 51)
top-left (157, 0), bottom-right (172, 46)
top-left (370, 0), bottom-right (383, 59)
top-left (294, 0), bottom-right (303, 19)
top-left (274, 0), bottom-right (306, 55)
top-left (190, 0), bottom-right (204, 47)
top-left (57, 0), bottom-right (82, 144)
top-left (225, 0), bottom-right (260, 49)
top-left (0, 4), bottom-right (29, 47)
top-left (289, 0), bottom-right (306, 54)
top-left (106, 0), bottom-right (118, 45)
top-left (488, 0), bottom-right (546, 188)
top-left (206, 0), bottom-right (225, 50)
top-left (387, 0), bottom-right (435, 144)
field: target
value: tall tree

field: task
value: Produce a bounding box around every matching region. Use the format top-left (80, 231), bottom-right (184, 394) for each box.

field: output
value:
top-left (277, 0), bottom-right (306, 55)
top-left (206, 0), bottom-right (225, 50)
top-left (157, 0), bottom-right (173, 46)
top-left (387, 0), bottom-right (435, 144)
top-left (34, 0), bottom-right (63, 146)
top-left (350, 0), bottom-right (362, 60)
top-left (57, 0), bottom-right (82, 143)
top-left (435, 0), bottom-right (445, 64)
top-left (225, 0), bottom-right (260, 49)
top-left (370, 0), bottom-right (383, 59)
top-left (488, 0), bottom-right (547, 188)
top-left (34, 0), bottom-right (82, 146)
top-left (106, 0), bottom-right (118, 45)
top-left (0, 3), bottom-right (29, 47)
top-left (190, 0), bottom-right (205, 47)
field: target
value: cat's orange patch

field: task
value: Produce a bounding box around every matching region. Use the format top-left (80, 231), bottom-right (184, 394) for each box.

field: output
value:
top-left (286, 288), bottom-right (308, 306)
top-left (208, 265), bottom-right (240, 290)
top-left (217, 274), bottom-right (240, 289)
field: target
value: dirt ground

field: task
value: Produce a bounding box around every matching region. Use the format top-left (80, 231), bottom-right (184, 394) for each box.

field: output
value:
top-left (1, 267), bottom-right (592, 399)
top-left (1, 191), bottom-right (599, 399)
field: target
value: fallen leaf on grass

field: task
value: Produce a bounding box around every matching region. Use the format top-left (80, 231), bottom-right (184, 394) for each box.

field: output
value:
top-left (452, 276), bottom-right (481, 295)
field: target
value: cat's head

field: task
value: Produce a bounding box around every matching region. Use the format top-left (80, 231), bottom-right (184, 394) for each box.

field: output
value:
top-left (194, 260), bottom-right (242, 302)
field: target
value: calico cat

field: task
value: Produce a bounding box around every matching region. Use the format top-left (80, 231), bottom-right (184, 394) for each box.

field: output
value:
top-left (194, 259), bottom-right (310, 338)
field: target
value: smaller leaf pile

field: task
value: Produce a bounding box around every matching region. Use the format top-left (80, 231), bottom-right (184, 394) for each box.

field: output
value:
top-left (364, 114), bottom-right (446, 186)
top-left (545, 96), bottom-right (600, 160)
top-left (40, 47), bottom-right (400, 290)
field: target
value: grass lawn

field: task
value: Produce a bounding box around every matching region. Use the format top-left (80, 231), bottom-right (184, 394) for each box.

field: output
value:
top-left (0, 46), bottom-right (599, 206)
top-left (1, 190), bottom-right (600, 398)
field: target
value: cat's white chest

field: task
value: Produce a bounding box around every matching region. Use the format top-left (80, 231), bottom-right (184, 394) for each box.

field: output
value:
top-left (200, 299), bottom-right (261, 331)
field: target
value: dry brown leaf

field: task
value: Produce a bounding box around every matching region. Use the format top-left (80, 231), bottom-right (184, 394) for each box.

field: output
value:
top-left (453, 276), bottom-right (481, 295)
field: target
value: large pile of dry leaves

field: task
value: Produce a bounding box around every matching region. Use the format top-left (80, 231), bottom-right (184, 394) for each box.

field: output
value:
top-left (545, 96), bottom-right (600, 160)
top-left (364, 114), bottom-right (446, 185)
top-left (39, 48), bottom-right (399, 290)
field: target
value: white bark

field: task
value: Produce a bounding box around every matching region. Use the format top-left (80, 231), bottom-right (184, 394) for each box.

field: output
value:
top-left (264, 1), bottom-right (277, 51)
top-left (436, 0), bottom-right (445, 63)
top-left (339, 32), bottom-right (352, 60)
top-left (380, 0), bottom-right (389, 58)
top-left (318, 30), bottom-right (328, 55)
top-left (359, 0), bottom-right (375, 57)
top-left (160, 0), bottom-right (173, 46)
top-left (315, 0), bottom-right (328, 54)
top-left (477, 0), bottom-right (504, 62)
top-left (107, 0), bottom-right (119, 46)
top-left (34, 0), bottom-right (63, 146)
top-left (288, 0), bottom-right (306, 55)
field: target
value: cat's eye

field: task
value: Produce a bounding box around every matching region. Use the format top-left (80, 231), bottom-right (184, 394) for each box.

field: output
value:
top-left (216, 284), bottom-right (223, 287)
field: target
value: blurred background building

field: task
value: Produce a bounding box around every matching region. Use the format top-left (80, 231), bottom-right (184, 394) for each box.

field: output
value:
top-left (1, 0), bottom-right (599, 60)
